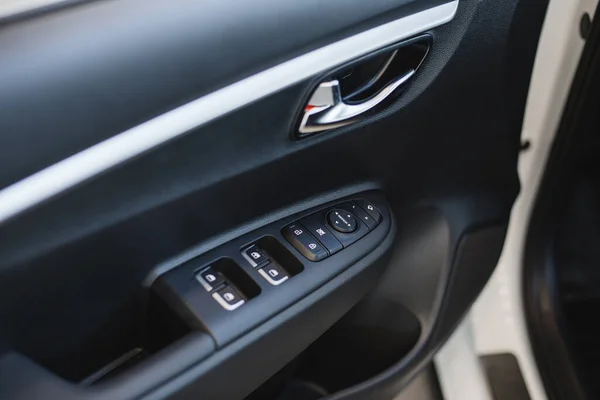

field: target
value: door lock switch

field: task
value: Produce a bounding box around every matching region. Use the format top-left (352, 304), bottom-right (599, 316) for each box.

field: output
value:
top-left (283, 224), bottom-right (328, 261)
top-left (301, 216), bottom-right (343, 255)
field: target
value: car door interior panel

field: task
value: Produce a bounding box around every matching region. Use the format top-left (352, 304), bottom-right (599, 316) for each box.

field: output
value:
top-left (0, 0), bottom-right (549, 398)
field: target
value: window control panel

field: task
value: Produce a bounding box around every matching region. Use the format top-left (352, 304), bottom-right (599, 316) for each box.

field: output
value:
top-left (283, 199), bottom-right (382, 261)
top-left (152, 192), bottom-right (389, 346)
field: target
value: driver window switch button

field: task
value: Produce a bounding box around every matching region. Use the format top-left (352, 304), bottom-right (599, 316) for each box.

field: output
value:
top-left (212, 285), bottom-right (245, 311)
top-left (243, 245), bottom-right (270, 268)
top-left (196, 267), bottom-right (226, 292)
top-left (258, 264), bottom-right (289, 286)
top-left (283, 223), bottom-right (328, 261)
top-left (301, 217), bottom-right (343, 255)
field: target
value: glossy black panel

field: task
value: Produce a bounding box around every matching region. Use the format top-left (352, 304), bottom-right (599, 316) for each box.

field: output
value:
top-left (0, 0), bottom-right (446, 189)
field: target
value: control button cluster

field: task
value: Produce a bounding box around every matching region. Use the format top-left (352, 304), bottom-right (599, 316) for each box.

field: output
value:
top-left (242, 244), bottom-right (290, 286)
top-left (283, 224), bottom-right (328, 261)
top-left (195, 199), bottom-right (382, 310)
top-left (302, 217), bottom-right (343, 256)
top-left (283, 199), bottom-right (382, 261)
top-left (195, 266), bottom-right (246, 311)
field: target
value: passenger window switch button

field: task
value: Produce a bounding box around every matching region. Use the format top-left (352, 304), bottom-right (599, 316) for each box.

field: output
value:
top-left (195, 266), bottom-right (225, 292)
top-left (283, 224), bottom-right (328, 261)
top-left (243, 245), bottom-right (270, 267)
top-left (212, 285), bottom-right (245, 311)
top-left (259, 264), bottom-right (289, 285)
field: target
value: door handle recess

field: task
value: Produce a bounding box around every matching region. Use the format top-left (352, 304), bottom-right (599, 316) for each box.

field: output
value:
top-left (297, 37), bottom-right (430, 137)
top-left (298, 70), bottom-right (415, 135)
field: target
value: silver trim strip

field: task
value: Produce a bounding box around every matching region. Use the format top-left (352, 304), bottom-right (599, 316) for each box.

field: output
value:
top-left (258, 267), bottom-right (289, 286)
top-left (0, 0), bottom-right (71, 19)
top-left (0, 1), bottom-right (458, 225)
top-left (212, 292), bottom-right (245, 311)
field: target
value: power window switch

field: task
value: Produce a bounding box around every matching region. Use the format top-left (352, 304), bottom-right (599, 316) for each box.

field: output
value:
top-left (195, 266), bottom-right (225, 292)
top-left (243, 245), bottom-right (270, 267)
top-left (212, 285), bottom-right (245, 311)
top-left (259, 264), bottom-right (289, 286)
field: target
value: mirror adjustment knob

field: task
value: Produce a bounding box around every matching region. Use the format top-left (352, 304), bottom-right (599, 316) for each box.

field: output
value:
top-left (327, 209), bottom-right (357, 233)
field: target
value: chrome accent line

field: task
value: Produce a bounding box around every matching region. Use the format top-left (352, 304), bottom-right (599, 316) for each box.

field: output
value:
top-left (0, 1), bottom-right (458, 225)
top-left (0, 0), bottom-right (71, 19)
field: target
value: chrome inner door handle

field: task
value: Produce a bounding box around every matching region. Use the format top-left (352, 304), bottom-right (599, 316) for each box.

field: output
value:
top-left (298, 69), bottom-right (415, 135)
top-left (296, 37), bottom-right (431, 137)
